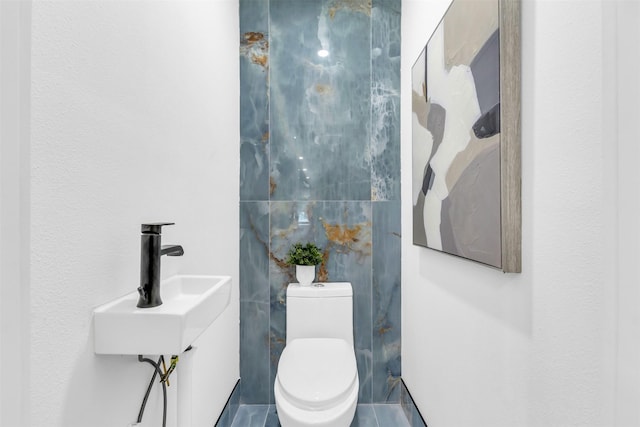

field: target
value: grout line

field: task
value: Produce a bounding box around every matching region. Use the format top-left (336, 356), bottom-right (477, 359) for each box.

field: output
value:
top-left (267, 197), bottom-right (272, 405)
top-left (370, 0), bottom-right (376, 406)
top-left (260, 405), bottom-right (269, 427)
top-left (371, 404), bottom-right (381, 427)
top-left (267, 0), bottom-right (273, 406)
top-left (267, 17), bottom-right (272, 395)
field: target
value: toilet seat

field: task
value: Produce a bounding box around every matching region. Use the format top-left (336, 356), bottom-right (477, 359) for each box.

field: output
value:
top-left (276, 338), bottom-right (358, 411)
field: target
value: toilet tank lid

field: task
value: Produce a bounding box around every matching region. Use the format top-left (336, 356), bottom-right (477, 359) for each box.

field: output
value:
top-left (287, 282), bottom-right (352, 297)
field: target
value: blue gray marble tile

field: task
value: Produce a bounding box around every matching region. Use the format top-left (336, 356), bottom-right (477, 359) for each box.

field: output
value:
top-left (240, 202), bottom-right (271, 404)
top-left (239, 0), bottom-right (401, 407)
top-left (268, 316), bottom-right (286, 405)
top-left (413, 407), bottom-right (427, 427)
top-left (240, 0), bottom-right (267, 34)
top-left (240, 0), bottom-right (270, 200)
top-left (215, 383), bottom-right (235, 427)
top-left (229, 404), bottom-right (413, 427)
top-left (269, 0), bottom-right (372, 201)
top-left (351, 404), bottom-right (379, 427)
top-left (216, 381), bottom-right (241, 427)
top-left (216, 408), bottom-right (229, 426)
top-left (264, 405), bottom-right (281, 427)
top-left (240, 202), bottom-right (270, 303)
top-left (373, 404), bottom-right (411, 427)
top-left (372, 201), bottom-right (401, 403)
top-left (230, 404), bottom-right (269, 427)
top-left (410, 402), bottom-right (427, 427)
top-left (240, 301), bottom-right (271, 404)
top-left (227, 382), bottom-right (241, 426)
top-left (400, 381), bottom-right (413, 423)
top-left (371, 0), bottom-right (401, 201)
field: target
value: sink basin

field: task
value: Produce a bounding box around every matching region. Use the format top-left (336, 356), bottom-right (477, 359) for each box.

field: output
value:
top-left (94, 275), bottom-right (232, 355)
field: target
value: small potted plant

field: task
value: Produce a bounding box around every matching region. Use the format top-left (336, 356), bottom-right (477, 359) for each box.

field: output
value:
top-left (286, 242), bottom-right (323, 286)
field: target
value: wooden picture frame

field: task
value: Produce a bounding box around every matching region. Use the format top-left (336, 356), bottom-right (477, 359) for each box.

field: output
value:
top-left (411, 0), bottom-right (521, 272)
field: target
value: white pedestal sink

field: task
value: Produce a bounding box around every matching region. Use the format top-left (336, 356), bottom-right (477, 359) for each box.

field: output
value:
top-left (94, 275), bottom-right (232, 355)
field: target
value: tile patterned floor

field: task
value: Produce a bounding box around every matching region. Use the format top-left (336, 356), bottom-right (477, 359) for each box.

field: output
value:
top-left (229, 404), bottom-right (411, 427)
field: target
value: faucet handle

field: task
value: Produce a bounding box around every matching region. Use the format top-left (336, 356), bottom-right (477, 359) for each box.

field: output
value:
top-left (141, 222), bottom-right (175, 234)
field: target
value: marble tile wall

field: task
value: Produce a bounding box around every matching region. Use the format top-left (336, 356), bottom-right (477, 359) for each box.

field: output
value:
top-left (240, 0), bottom-right (401, 405)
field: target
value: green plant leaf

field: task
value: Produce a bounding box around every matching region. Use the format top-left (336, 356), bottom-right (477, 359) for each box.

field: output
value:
top-left (285, 242), bottom-right (323, 266)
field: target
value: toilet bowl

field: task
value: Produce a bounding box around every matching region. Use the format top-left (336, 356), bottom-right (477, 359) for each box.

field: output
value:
top-left (274, 283), bottom-right (358, 427)
top-left (275, 338), bottom-right (358, 427)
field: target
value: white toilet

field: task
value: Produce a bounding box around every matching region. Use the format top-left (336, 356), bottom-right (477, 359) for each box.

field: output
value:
top-left (274, 282), bottom-right (359, 427)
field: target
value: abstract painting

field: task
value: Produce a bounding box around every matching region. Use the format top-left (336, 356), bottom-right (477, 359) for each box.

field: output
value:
top-left (411, 0), bottom-right (521, 272)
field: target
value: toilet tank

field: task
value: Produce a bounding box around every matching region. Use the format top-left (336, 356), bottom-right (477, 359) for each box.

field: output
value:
top-left (286, 282), bottom-right (353, 346)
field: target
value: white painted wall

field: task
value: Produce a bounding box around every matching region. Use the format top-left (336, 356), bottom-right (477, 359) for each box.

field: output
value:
top-left (28, 1), bottom-right (239, 426)
top-left (402, 0), bottom-right (632, 425)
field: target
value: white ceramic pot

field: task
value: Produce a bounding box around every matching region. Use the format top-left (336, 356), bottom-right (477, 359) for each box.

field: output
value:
top-left (295, 265), bottom-right (316, 286)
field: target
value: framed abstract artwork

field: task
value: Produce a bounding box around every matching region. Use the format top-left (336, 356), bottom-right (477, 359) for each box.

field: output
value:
top-left (411, 0), bottom-right (521, 272)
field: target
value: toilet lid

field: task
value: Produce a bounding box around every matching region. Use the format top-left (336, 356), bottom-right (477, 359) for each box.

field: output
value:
top-left (277, 338), bottom-right (358, 411)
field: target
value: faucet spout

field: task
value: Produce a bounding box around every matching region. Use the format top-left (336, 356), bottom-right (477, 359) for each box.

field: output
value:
top-left (161, 245), bottom-right (184, 257)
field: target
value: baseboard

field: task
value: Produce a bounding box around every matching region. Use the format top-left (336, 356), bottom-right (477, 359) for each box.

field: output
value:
top-left (214, 379), bottom-right (241, 427)
top-left (400, 379), bottom-right (428, 427)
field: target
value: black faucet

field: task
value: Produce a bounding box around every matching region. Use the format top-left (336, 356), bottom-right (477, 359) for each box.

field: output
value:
top-left (137, 222), bottom-right (184, 308)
